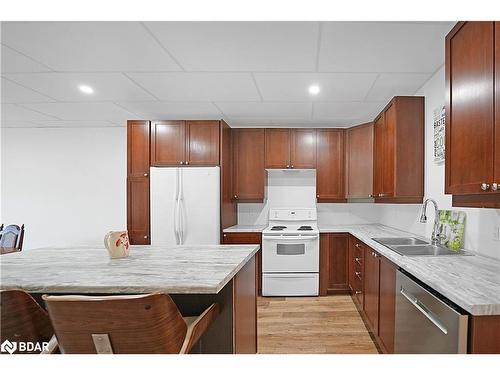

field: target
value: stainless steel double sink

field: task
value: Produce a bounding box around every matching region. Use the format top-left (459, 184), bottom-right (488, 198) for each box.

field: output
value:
top-left (371, 237), bottom-right (472, 256)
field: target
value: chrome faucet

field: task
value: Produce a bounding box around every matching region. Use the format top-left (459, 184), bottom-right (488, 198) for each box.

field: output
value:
top-left (419, 198), bottom-right (443, 246)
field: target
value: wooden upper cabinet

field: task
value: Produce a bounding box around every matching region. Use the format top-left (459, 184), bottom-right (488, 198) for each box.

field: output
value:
top-left (265, 128), bottom-right (316, 169)
top-left (316, 129), bottom-right (345, 202)
top-left (446, 22), bottom-right (495, 195)
top-left (265, 129), bottom-right (290, 168)
top-left (127, 120), bottom-right (151, 245)
top-left (290, 129), bottom-right (316, 168)
top-left (373, 114), bottom-right (385, 199)
top-left (233, 128), bottom-right (265, 202)
top-left (372, 96), bottom-right (424, 203)
top-left (151, 121), bottom-right (186, 166)
top-left (496, 22), bottom-right (500, 190)
top-left (151, 120), bottom-right (220, 166)
top-left (186, 121), bottom-right (220, 165)
top-left (346, 122), bottom-right (373, 199)
top-left (127, 121), bottom-right (150, 177)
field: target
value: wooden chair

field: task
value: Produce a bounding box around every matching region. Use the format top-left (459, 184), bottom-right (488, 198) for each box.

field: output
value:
top-left (42, 293), bottom-right (220, 354)
top-left (0, 224), bottom-right (25, 251)
top-left (0, 290), bottom-right (58, 354)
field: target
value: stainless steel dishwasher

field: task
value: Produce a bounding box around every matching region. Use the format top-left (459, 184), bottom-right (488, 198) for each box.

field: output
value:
top-left (394, 270), bottom-right (468, 353)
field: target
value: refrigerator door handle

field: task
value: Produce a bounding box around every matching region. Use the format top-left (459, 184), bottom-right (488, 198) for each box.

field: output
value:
top-left (173, 168), bottom-right (180, 245)
top-left (178, 168), bottom-right (185, 245)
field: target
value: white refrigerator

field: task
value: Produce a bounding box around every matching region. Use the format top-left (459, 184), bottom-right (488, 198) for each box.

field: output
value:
top-left (150, 167), bottom-right (220, 246)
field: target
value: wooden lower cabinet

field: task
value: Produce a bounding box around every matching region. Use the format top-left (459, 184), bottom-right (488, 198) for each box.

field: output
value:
top-left (363, 246), bottom-right (380, 335)
top-left (348, 236), bottom-right (364, 308)
top-left (320, 233), bottom-right (349, 295)
top-left (469, 315), bottom-right (500, 353)
top-left (222, 232), bottom-right (262, 296)
top-left (378, 256), bottom-right (397, 353)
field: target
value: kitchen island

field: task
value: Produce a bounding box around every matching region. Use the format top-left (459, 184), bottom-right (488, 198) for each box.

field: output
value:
top-left (0, 244), bottom-right (259, 354)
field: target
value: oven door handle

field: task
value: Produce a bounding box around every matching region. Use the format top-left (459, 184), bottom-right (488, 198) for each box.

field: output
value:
top-left (264, 235), bottom-right (319, 241)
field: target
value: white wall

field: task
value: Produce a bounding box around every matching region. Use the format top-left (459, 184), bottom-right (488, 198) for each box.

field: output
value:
top-left (1, 126), bottom-right (126, 250)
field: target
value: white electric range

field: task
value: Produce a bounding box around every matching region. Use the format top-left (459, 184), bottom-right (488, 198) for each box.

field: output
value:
top-left (262, 208), bottom-right (319, 296)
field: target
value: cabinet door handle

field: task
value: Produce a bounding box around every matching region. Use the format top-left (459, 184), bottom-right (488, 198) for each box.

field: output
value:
top-left (492, 183), bottom-right (499, 191)
top-left (355, 291), bottom-right (362, 295)
top-left (481, 183), bottom-right (490, 191)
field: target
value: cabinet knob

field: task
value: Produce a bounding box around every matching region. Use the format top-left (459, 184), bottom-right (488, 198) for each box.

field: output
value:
top-left (180, 161), bottom-right (184, 165)
top-left (143, 235), bottom-right (148, 239)
top-left (291, 165), bottom-right (294, 168)
top-left (286, 165), bottom-right (290, 168)
top-left (378, 193), bottom-right (386, 197)
top-left (143, 173), bottom-right (148, 177)
top-left (355, 243), bottom-right (360, 248)
top-left (185, 161), bottom-right (189, 165)
top-left (355, 291), bottom-right (362, 295)
top-left (223, 234), bottom-right (227, 237)
top-left (481, 183), bottom-right (490, 191)
top-left (234, 195), bottom-right (238, 199)
top-left (368, 194), bottom-right (373, 198)
top-left (492, 183), bottom-right (499, 191)
top-left (316, 194), bottom-right (320, 198)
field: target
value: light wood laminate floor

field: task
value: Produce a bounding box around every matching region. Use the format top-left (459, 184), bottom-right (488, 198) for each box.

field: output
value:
top-left (257, 295), bottom-right (379, 354)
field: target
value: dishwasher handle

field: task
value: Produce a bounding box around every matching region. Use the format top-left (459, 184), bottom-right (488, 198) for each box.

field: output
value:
top-left (400, 287), bottom-right (448, 335)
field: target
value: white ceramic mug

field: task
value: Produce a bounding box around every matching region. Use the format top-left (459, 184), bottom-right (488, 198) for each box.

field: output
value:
top-left (104, 231), bottom-right (130, 259)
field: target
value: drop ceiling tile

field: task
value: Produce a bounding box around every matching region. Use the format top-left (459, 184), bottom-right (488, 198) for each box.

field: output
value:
top-left (313, 101), bottom-right (385, 120)
top-left (1, 103), bottom-right (58, 121)
top-left (1, 77), bottom-right (55, 103)
top-left (364, 73), bottom-right (432, 102)
top-left (116, 101), bottom-right (221, 120)
top-left (254, 73), bottom-right (378, 101)
top-left (21, 102), bottom-right (137, 121)
top-left (29, 120), bottom-right (121, 128)
top-left (318, 22), bottom-right (455, 72)
top-left (1, 22), bottom-right (182, 71)
top-left (127, 72), bottom-right (260, 101)
top-left (145, 22), bottom-right (319, 71)
top-left (4, 73), bottom-right (155, 102)
top-left (215, 102), bottom-right (312, 119)
top-left (1, 44), bottom-right (52, 73)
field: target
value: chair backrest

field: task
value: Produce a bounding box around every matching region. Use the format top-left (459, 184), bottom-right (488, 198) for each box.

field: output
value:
top-left (0, 224), bottom-right (24, 250)
top-left (43, 293), bottom-right (188, 354)
top-left (0, 290), bottom-right (54, 354)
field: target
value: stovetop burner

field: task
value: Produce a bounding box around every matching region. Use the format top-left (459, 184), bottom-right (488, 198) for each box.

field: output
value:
top-left (270, 225), bottom-right (287, 231)
top-left (297, 226), bottom-right (313, 231)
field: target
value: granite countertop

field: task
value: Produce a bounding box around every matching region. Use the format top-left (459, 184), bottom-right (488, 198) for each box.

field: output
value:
top-left (223, 224), bottom-right (267, 233)
top-left (319, 224), bottom-right (500, 316)
top-left (0, 244), bottom-right (259, 295)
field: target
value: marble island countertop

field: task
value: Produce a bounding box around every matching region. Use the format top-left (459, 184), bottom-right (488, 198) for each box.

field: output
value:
top-left (319, 224), bottom-right (500, 316)
top-left (0, 244), bottom-right (259, 295)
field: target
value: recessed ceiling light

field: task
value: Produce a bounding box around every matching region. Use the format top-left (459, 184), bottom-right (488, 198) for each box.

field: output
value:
top-left (78, 85), bottom-right (94, 94)
top-left (308, 84), bottom-right (320, 95)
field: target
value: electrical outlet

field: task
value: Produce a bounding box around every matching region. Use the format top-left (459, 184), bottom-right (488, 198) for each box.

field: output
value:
top-left (494, 225), bottom-right (500, 242)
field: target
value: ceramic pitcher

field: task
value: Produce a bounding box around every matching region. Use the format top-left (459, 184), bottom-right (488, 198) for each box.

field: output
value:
top-left (104, 231), bottom-right (130, 259)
